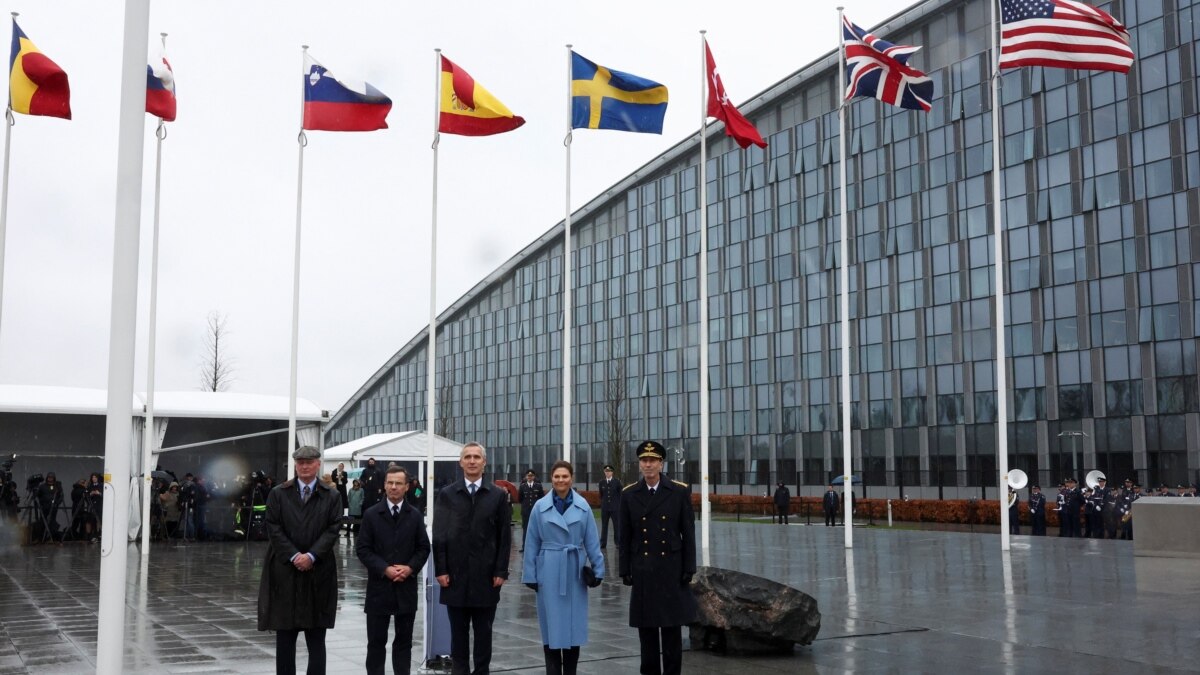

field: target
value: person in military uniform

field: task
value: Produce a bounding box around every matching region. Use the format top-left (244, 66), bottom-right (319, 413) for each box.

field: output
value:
top-left (1102, 480), bottom-right (1121, 539)
top-left (1054, 482), bottom-right (1068, 536)
top-left (1028, 485), bottom-right (1047, 536)
top-left (773, 482), bottom-right (791, 525)
top-left (618, 441), bottom-right (697, 675)
top-left (1062, 478), bottom-right (1082, 538)
top-left (597, 464), bottom-right (622, 548)
top-left (518, 470), bottom-right (545, 553)
top-left (1007, 488), bottom-right (1020, 535)
top-left (1120, 483), bottom-right (1141, 540)
top-left (1085, 486), bottom-right (1106, 538)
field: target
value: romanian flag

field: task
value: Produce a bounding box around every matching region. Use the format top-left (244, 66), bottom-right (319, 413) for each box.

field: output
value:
top-left (146, 48), bottom-right (176, 122)
top-left (9, 19), bottom-right (70, 119)
top-left (302, 52), bottom-right (391, 132)
top-left (438, 56), bottom-right (524, 136)
top-left (571, 52), bottom-right (667, 134)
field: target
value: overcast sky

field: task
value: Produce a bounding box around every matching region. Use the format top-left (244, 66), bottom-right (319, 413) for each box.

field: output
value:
top-left (0, 0), bottom-right (907, 414)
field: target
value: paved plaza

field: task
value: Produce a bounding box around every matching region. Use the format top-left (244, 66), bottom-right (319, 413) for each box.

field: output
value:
top-left (0, 519), bottom-right (1197, 674)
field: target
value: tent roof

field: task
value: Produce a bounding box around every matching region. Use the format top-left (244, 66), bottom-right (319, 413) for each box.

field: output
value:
top-left (323, 431), bottom-right (464, 464)
top-left (0, 384), bottom-right (326, 421)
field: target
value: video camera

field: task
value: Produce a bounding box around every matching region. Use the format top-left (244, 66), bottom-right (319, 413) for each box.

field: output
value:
top-left (26, 473), bottom-right (43, 491)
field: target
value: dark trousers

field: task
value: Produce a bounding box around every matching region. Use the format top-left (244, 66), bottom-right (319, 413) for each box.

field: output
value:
top-left (276, 628), bottom-right (327, 675)
top-left (600, 509), bottom-right (617, 547)
top-left (446, 605), bottom-right (496, 675)
top-left (775, 507), bottom-right (789, 524)
top-left (521, 508), bottom-right (533, 550)
top-left (637, 626), bottom-right (682, 675)
top-left (543, 645), bottom-right (580, 675)
top-left (1031, 515), bottom-right (1046, 536)
top-left (367, 612), bottom-right (415, 675)
top-left (824, 508), bottom-right (836, 526)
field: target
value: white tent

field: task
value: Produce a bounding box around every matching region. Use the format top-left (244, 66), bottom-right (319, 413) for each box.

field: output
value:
top-left (322, 431), bottom-right (463, 472)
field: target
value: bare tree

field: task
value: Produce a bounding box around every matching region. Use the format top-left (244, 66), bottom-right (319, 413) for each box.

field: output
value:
top-left (604, 355), bottom-right (630, 480)
top-left (436, 383), bottom-right (455, 439)
top-left (198, 311), bottom-right (235, 392)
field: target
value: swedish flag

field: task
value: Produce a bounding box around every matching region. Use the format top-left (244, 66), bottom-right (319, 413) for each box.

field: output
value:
top-left (571, 52), bottom-right (667, 134)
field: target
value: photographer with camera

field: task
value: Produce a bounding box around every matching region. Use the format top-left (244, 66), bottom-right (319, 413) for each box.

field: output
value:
top-left (36, 472), bottom-right (65, 540)
top-left (0, 458), bottom-right (18, 519)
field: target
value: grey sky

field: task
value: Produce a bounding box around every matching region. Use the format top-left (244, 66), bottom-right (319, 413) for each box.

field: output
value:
top-left (0, 0), bottom-right (905, 413)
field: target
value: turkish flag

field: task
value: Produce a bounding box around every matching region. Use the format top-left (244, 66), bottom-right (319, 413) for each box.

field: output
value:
top-left (705, 42), bottom-right (765, 149)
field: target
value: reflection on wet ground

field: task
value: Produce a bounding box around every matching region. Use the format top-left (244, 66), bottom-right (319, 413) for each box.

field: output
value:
top-left (0, 520), bottom-right (1196, 673)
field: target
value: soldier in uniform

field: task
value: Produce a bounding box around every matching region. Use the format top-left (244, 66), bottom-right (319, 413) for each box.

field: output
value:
top-left (1028, 485), bottom-right (1047, 536)
top-left (1007, 488), bottom-right (1020, 535)
top-left (518, 470), bottom-right (545, 553)
top-left (597, 464), bottom-right (622, 548)
top-left (618, 441), bottom-right (697, 675)
top-left (1120, 483), bottom-right (1141, 540)
top-left (822, 485), bottom-right (839, 527)
top-left (1054, 482), bottom-right (1068, 536)
top-left (1102, 480), bottom-right (1121, 539)
top-left (1064, 477), bottom-right (1082, 538)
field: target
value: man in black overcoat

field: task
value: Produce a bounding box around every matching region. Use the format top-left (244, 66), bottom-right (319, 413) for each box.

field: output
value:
top-left (257, 446), bottom-right (343, 675)
top-left (598, 464), bottom-right (622, 547)
top-left (773, 482), bottom-right (791, 524)
top-left (822, 484), bottom-right (839, 527)
top-left (357, 465), bottom-right (430, 675)
top-left (362, 458), bottom-right (384, 512)
top-left (618, 440), bottom-right (697, 675)
top-left (517, 469), bottom-right (544, 552)
top-left (433, 442), bottom-right (511, 675)
top-left (331, 462), bottom-right (350, 509)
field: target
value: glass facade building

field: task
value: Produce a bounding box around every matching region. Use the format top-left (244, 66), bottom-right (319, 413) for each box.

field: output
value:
top-left (327, 0), bottom-right (1200, 495)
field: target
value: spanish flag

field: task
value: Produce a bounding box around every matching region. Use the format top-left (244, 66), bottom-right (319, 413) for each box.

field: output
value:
top-left (9, 19), bottom-right (70, 120)
top-left (438, 56), bottom-right (524, 136)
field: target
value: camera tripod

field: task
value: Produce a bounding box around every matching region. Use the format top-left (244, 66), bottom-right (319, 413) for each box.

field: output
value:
top-left (22, 489), bottom-right (64, 545)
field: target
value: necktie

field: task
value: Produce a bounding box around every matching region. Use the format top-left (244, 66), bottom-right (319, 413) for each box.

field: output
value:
top-left (392, 505), bottom-right (400, 518)
top-left (649, 487), bottom-right (656, 496)
top-left (469, 483), bottom-right (477, 496)
top-left (302, 485), bottom-right (311, 503)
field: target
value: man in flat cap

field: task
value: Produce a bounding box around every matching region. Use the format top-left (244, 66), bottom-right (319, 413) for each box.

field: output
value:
top-left (258, 446), bottom-right (343, 675)
top-left (618, 441), bottom-right (697, 675)
top-left (598, 464), bottom-right (623, 548)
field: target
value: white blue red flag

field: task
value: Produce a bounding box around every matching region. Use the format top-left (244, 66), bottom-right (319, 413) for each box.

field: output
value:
top-left (302, 52), bottom-right (391, 132)
top-left (145, 48), bottom-right (176, 121)
top-left (842, 15), bottom-right (933, 112)
top-left (1000, 0), bottom-right (1134, 73)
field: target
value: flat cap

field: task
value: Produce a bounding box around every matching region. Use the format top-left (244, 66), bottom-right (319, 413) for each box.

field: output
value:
top-left (293, 445), bottom-right (321, 460)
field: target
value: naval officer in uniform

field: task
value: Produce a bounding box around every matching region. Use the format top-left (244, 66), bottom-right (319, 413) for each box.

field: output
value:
top-left (618, 441), bottom-right (697, 675)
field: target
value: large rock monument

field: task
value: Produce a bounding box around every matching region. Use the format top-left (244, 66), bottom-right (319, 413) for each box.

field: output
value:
top-left (689, 566), bottom-right (820, 655)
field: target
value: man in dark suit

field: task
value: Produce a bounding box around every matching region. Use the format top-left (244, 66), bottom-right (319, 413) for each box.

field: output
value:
top-left (773, 482), bottom-right (791, 525)
top-left (822, 485), bottom-right (839, 527)
top-left (598, 464), bottom-right (622, 547)
top-left (357, 466), bottom-right (430, 675)
top-left (618, 441), bottom-right (698, 675)
top-left (433, 442), bottom-right (511, 675)
top-left (257, 446), bottom-right (343, 675)
top-left (517, 470), bottom-right (544, 553)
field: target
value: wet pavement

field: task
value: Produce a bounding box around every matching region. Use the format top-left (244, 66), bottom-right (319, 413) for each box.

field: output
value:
top-left (0, 519), bottom-right (1197, 673)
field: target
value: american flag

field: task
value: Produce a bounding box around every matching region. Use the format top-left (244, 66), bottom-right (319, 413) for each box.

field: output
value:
top-left (842, 15), bottom-right (933, 112)
top-left (1000, 0), bottom-right (1134, 73)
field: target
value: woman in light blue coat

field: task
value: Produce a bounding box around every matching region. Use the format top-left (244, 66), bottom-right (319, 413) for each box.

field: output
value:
top-left (522, 460), bottom-right (605, 674)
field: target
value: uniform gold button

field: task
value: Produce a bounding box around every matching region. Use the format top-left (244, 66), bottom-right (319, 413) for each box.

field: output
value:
top-left (661, 552), bottom-right (666, 556)
top-left (642, 528), bottom-right (647, 532)
top-left (662, 516), bottom-right (666, 520)
top-left (643, 552), bottom-right (648, 556)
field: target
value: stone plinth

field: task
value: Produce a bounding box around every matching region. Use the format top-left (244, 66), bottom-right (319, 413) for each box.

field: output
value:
top-left (1133, 497), bottom-right (1200, 559)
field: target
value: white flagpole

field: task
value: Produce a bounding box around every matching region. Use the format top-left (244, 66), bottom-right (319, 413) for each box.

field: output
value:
top-left (0, 12), bottom-right (17, 349)
top-left (97, 0), bottom-right (151, 672)
top-left (563, 45), bottom-right (573, 464)
top-left (423, 46), bottom-right (442, 667)
top-left (991, 0), bottom-right (1011, 552)
top-left (140, 33), bottom-right (169, 557)
top-left (837, 7), bottom-right (853, 550)
top-left (287, 45), bottom-right (309, 478)
top-left (698, 30), bottom-right (712, 567)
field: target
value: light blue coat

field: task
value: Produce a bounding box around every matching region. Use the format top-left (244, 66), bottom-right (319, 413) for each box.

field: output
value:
top-left (521, 489), bottom-right (605, 649)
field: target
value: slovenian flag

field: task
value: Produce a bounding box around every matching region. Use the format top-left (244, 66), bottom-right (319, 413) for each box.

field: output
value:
top-left (9, 19), bottom-right (70, 119)
top-left (146, 47), bottom-right (176, 121)
top-left (302, 52), bottom-right (391, 132)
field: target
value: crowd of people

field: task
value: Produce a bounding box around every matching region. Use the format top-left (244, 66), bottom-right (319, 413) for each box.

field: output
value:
top-left (1008, 476), bottom-right (1199, 538)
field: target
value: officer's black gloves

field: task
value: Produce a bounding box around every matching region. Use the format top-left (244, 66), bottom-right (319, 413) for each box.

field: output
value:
top-left (525, 583), bottom-right (538, 592)
top-left (680, 573), bottom-right (693, 586)
top-left (622, 576), bottom-right (634, 586)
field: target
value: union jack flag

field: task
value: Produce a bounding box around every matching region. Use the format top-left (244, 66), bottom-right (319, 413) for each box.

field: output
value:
top-left (842, 15), bottom-right (933, 112)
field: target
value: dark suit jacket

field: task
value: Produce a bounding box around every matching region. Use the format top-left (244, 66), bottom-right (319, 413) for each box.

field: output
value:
top-left (357, 500), bottom-right (431, 615)
top-left (432, 480), bottom-right (512, 607)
